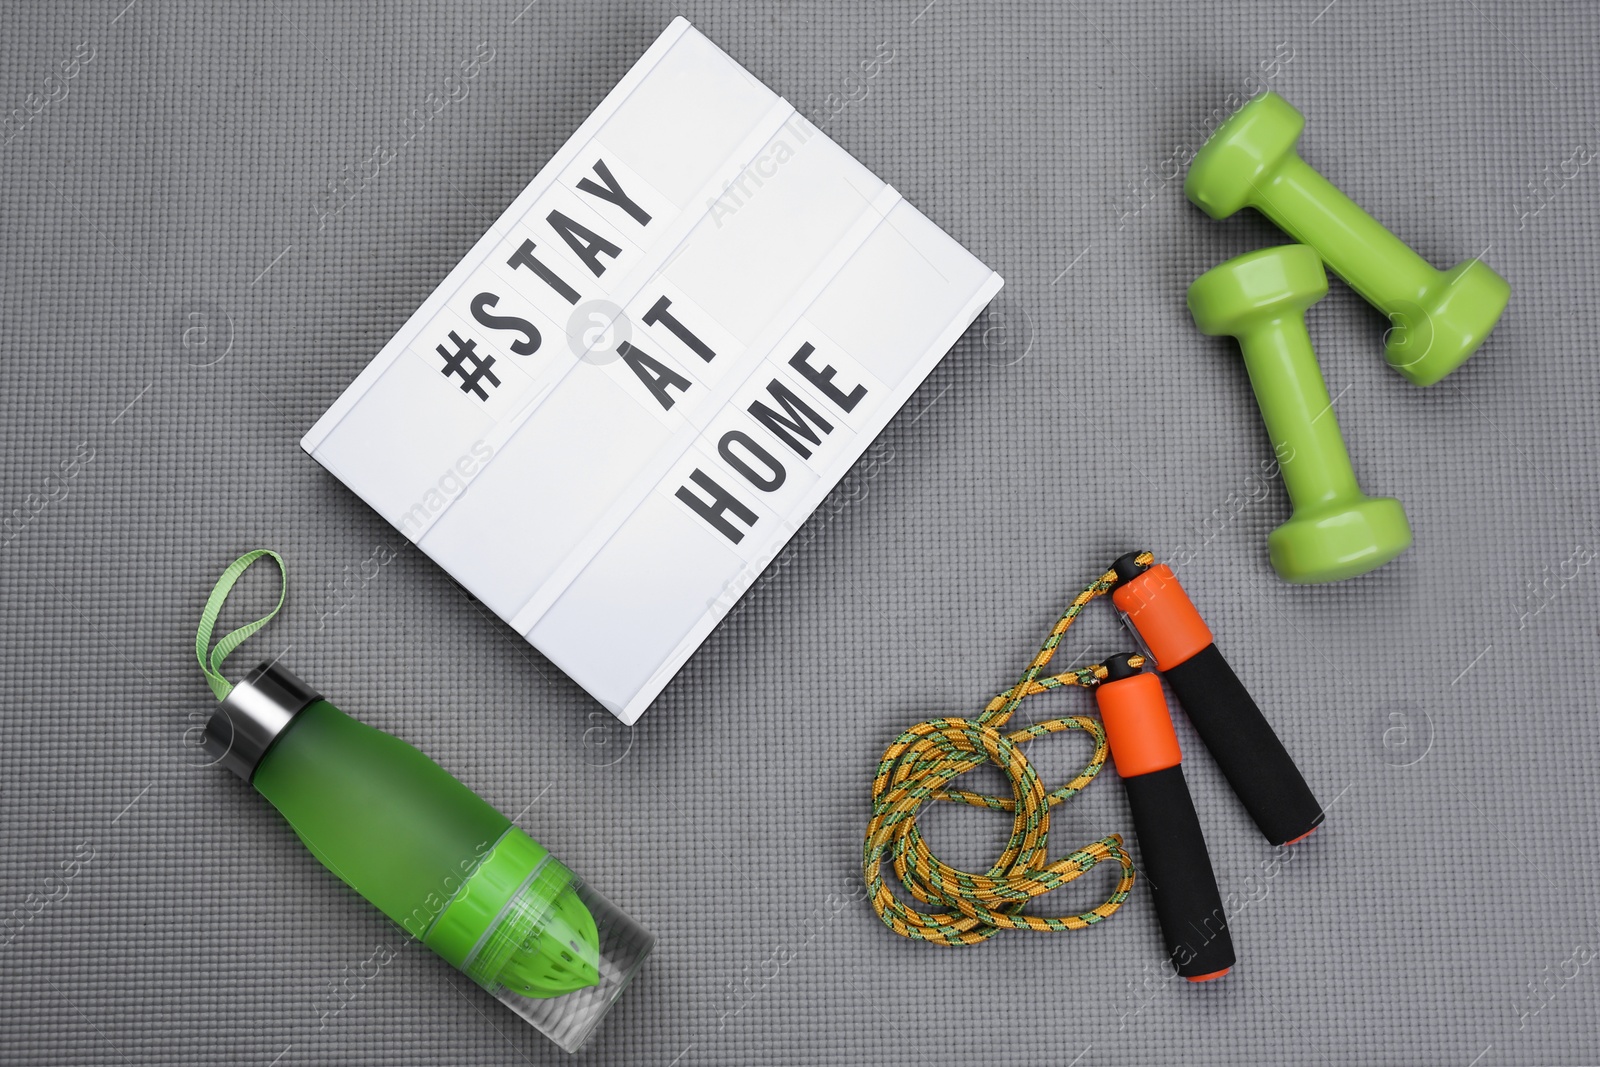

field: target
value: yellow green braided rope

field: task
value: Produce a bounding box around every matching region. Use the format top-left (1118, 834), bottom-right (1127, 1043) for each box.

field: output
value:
top-left (862, 553), bottom-right (1154, 944)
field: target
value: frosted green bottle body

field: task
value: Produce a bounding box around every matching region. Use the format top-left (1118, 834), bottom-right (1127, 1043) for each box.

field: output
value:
top-left (250, 700), bottom-right (510, 939)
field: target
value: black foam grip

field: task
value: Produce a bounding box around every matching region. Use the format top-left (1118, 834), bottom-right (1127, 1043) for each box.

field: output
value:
top-left (1123, 765), bottom-right (1235, 979)
top-left (1163, 643), bottom-right (1324, 846)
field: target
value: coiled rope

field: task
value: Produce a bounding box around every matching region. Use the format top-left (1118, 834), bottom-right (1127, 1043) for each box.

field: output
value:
top-left (861, 553), bottom-right (1153, 944)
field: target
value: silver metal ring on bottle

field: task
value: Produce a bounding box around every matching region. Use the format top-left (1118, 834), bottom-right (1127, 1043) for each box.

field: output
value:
top-left (203, 662), bottom-right (321, 780)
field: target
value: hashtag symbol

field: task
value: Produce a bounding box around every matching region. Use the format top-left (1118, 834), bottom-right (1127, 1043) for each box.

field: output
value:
top-left (435, 330), bottom-right (501, 401)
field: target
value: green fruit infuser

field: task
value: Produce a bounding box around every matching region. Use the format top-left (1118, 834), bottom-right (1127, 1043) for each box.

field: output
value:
top-left (195, 550), bottom-right (652, 1053)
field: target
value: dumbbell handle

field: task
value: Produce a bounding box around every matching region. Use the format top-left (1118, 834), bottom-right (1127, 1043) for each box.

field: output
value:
top-left (1097, 662), bottom-right (1234, 981)
top-left (1111, 560), bottom-right (1324, 846)
top-left (1234, 314), bottom-right (1362, 511)
top-left (1251, 154), bottom-right (1441, 312)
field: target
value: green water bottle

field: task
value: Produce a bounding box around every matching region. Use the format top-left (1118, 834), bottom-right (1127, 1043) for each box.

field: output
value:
top-left (196, 555), bottom-right (651, 1053)
top-left (202, 662), bottom-right (652, 1051)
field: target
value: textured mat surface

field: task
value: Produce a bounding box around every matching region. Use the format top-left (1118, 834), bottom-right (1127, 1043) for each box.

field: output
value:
top-left (2, 2), bottom-right (1597, 1064)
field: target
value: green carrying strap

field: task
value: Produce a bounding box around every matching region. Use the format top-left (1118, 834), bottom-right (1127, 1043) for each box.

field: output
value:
top-left (196, 549), bottom-right (287, 701)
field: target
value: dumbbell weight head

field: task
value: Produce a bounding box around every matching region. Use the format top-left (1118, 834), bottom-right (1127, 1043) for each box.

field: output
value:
top-left (1185, 92), bottom-right (1510, 388)
top-left (1383, 257), bottom-right (1511, 386)
top-left (1184, 91), bottom-right (1305, 222)
top-left (1186, 237), bottom-right (1326, 335)
top-left (1188, 246), bottom-right (1413, 583)
top-left (1269, 492), bottom-right (1411, 585)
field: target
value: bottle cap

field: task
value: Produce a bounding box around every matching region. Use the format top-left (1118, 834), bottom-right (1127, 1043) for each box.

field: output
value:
top-left (202, 661), bottom-right (320, 780)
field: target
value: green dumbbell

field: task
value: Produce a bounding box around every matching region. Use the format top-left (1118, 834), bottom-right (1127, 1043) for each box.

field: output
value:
top-left (1185, 92), bottom-right (1509, 387)
top-left (1188, 245), bottom-right (1412, 583)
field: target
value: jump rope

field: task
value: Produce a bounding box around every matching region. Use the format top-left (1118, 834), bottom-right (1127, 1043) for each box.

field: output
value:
top-left (862, 551), bottom-right (1323, 980)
